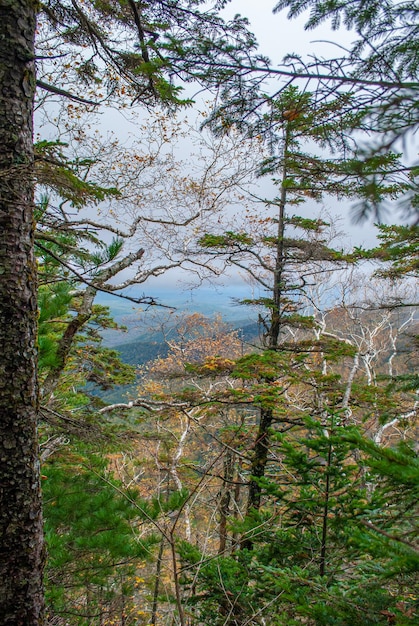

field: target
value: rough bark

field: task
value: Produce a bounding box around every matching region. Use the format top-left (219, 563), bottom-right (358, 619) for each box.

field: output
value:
top-left (0, 1), bottom-right (45, 624)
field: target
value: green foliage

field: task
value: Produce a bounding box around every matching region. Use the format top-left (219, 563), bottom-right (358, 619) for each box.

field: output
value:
top-left (38, 281), bottom-right (74, 370)
top-left (89, 237), bottom-right (124, 269)
top-left (199, 231), bottom-right (254, 248)
top-left (29, 5), bottom-right (419, 625)
top-left (272, 1), bottom-right (419, 221)
top-left (35, 140), bottom-right (120, 208)
top-left (38, 283), bottom-right (136, 404)
top-left (364, 224), bottom-right (419, 279)
top-left (232, 351), bottom-right (289, 381)
top-left (76, 343), bottom-right (137, 390)
top-left (158, 487), bottom-right (190, 515)
top-left (35, 192), bottom-right (144, 621)
top-left (39, 0), bottom-right (262, 109)
top-left (179, 415), bottom-right (418, 624)
top-left (274, 0), bottom-right (418, 78)
top-left (184, 87), bottom-right (418, 621)
top-left (287, 215), bottom-right (330, 231)
top-left (43, 450), bottom-right (159, 624)
top-left (183, 79), bottom-right (418, 623)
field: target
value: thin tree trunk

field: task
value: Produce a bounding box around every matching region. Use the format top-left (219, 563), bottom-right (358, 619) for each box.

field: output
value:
top-left (319, 437), bottom-right (332, 577)
top-left (41, 286), bottom-right (96, 399)
top-left (41, 247), bottom-right (144, 400)
top-left (0, 1), bottom-right (45, 623)
top-left (241, 408), bottom-right (273, 550)
top-left (268, 129), bottom-right (288, 349)
top-left (231, 459), bottom-right (243, 553)
top-left (241, 129), bottom-right (289, 551)
top-left (218, 448), bottom-right (234, 554)
top-left (246, 408), bottom-right (274, 511)
top-left (169, 535), bottom-right (186, 626)
top-left (151, 537), bottom-right (165, 626)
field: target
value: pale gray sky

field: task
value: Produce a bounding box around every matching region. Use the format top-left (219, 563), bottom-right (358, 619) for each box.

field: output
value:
top-left (223, 0), bottom-right (353, 60)
top-left (110, 1), bottom-right (382, 296)
top-left (217, 1), bottom-right (386, 249)
top-left (36, 2), bottom-right (395, 302)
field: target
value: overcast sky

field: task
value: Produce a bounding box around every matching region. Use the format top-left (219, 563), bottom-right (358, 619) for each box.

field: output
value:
top-left (223, 0), bottom-right (352, 60)
top-left (222, 0), bottom-right (384, 243)
top-left (220, 0), bottom-right (381, 239)
top-left (118, 1), bottom-right (385, 299)
top-left (38, 2), bottom-right (397, 302)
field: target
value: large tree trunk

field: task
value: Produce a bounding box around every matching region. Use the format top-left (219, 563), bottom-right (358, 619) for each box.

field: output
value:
top-left (0, 1), bottom-right (45, 624)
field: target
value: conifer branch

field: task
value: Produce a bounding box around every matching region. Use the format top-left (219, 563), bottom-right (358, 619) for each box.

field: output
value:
top-left (360, 520), bottom-right (419, 554)
top-left (36, 80), bottom-right (100, 106)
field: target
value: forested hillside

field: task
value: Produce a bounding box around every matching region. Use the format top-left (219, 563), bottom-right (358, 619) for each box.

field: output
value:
top-left (0, 1), bottom-right (418, 625)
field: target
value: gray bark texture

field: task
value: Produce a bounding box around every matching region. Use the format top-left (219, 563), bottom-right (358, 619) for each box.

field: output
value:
top-left (0, 1), bottom-right (45, 623)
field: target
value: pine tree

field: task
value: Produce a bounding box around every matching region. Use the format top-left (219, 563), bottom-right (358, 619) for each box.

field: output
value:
top-left (272, 0), bottom-right (419, 222)
top-left (175, 87), bottom-right (418, 624)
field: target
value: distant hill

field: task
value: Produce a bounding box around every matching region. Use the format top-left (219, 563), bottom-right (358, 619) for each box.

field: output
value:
top-left (110, 320), bottom-right (260, 367)
top-left (96, 286), bottom-right (258, 347)
top-left (94, 319), bottom-right (260, 405)
top-left (111, 339), bottom-right (169, 367)
top-left (92, 287), bottom-right (261, 404)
